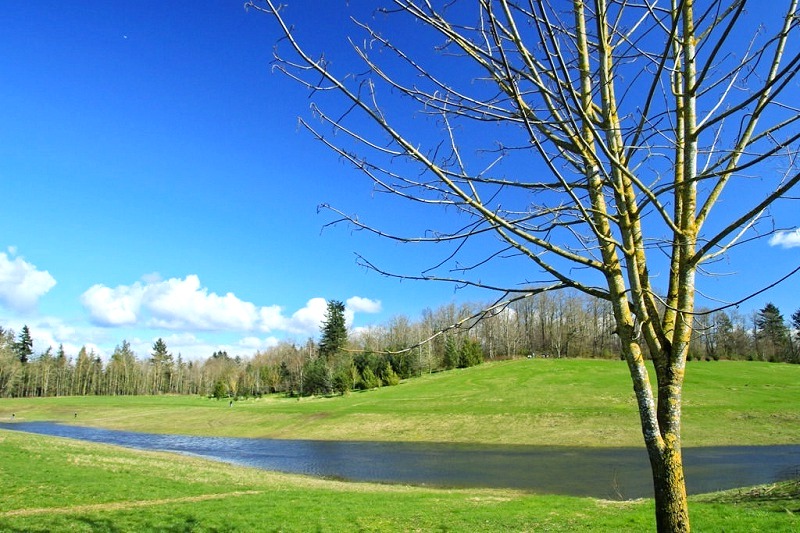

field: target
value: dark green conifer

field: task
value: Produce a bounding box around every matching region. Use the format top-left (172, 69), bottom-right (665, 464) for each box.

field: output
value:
top-left (319, 300), bottom-right (347, 359)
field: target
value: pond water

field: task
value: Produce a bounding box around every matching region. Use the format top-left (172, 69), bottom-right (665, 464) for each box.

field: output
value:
top-left (2, 421), bottom-right (798, 499)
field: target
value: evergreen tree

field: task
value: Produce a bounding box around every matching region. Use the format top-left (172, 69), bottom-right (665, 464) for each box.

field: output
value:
top-left (150, 338), bottom-right (174, 393)
top-left (212, 379), bottom-right (228, 399)
top-left (755, 303), bottom-right (791, 362)
top-left (152, 338), bottom-right (170, 359)
top-left (790, 309), bottom-right (800, 364)
top-left (15, 325), bottom-right (33, 364)
top-left (459, 338), bottom-right (484, 368)
top-left (319, 300), bottom-right (347, 359)
top-left (353, 350), bottom-right (378, 376)
top-left (302, 357), bottom-right (333, 395)
top-left (359, 366), bottom-right (380, 390)
top-left (380, 361), bottom-right (400, 386)
top-left (332, 362), bottom-right (356, 394)
top-left (442, 336), bottom-right (458, 370)
top-left (385, 350), bottom-right (417, 379)
top-left (712, 312), bottom-right (735, 359)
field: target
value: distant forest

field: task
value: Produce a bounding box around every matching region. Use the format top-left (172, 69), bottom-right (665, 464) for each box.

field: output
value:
top-left (1, 293), bottom-right (798, 399)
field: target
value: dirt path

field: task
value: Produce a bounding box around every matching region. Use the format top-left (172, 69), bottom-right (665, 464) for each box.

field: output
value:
top-left (1, 490), bottom-right (263, 517)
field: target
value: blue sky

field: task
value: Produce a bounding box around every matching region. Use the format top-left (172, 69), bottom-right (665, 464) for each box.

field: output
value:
top-left (1, 1), bottom-right (798, 361)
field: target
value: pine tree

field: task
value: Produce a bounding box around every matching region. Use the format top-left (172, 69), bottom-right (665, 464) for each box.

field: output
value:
top-left (755, 303), bottom-right (790, 362)
top-left (380, 361), bottom-right (400, 386)
top-left (302, 357), bottom-right (333, 395)
top-left (790, 309), bottom-right (800, 364)
top-left (15, 325), bottom-right (33, 364)
top-left (332, 362), bottom-right (356, 394)
top-left (459, 338), bottom-right (484, 368)
top-left (150, 338), bottom-right (174, 393)
top-left (319, 300), bottom-right (347, 359)
top-left (443, 336), bottom-right (458, 370)
top-left (359, 366), bottom-right (380, 390)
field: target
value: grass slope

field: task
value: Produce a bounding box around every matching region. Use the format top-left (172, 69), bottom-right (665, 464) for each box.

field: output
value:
top-left (2, 359), bottom-right (799, 447)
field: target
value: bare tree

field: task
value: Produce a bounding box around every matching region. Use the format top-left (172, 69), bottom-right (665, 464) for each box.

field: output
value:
top-left (250, 1), bottom-right (800, 530)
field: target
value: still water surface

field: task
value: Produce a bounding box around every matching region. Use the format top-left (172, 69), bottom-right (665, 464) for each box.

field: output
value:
top-left (2, 421), bottom-right (798, 499)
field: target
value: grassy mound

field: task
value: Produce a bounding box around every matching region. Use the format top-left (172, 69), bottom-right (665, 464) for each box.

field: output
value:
top-left (2, 359), bottom-right (798, 447)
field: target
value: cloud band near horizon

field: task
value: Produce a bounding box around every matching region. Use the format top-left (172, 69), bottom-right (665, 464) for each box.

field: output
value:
top-left (80, 274), bottom-right (381, 337)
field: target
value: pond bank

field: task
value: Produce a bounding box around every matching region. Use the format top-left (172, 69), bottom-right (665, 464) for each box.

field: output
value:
top-left (2, 421), bottom-right (798, 499)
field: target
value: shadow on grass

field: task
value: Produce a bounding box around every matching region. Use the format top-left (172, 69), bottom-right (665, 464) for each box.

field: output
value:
top-left (696, 478), bottom-right (800, 513)
top-left (77, 516), bottom-right (123, 532)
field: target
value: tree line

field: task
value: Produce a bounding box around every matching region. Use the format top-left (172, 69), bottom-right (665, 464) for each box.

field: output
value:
top-left (1, 296), bottom-right (798, 399)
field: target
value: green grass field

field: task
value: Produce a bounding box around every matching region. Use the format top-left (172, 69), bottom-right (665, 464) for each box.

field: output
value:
top-left (0, 430), bottom-right (797, 532)
top-left (2, 359), bottom-right (799, 446)
top-left (1, 359), bottom-right (798, 531)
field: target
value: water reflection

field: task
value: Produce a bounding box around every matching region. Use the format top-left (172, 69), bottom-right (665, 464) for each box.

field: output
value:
top-left (1, 421), bottom-right (797, 499)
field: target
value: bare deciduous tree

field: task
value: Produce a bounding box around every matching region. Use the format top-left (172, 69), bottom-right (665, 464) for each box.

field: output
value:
top-left (249, 1), bottom-right (800, 530)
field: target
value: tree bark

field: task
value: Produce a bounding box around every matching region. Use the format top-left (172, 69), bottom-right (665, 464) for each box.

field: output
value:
top-left (621, 324), bottom-right (691, 531)
top-left (649, 441), bottom-right (690, 532)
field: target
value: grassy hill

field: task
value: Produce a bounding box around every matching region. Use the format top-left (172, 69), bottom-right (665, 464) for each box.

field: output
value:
top-left (2, 358), bottom-right (798, 447)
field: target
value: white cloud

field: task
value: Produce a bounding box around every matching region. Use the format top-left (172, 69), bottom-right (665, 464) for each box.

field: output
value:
top-left (769, 229), bottom-right (800, 249)
top-left (137, 333), bottom-right (280, 361)
top-left (1, 316), bottom-right (258, 363)
top-left (274, 297), bottom-right (382, 338)
top-left (81, 283), bottom-right (144, 326)
top-left (258, 305), bottom-right (288, 331)
top-left (0, 250), bottom-right (57, 312)
top-left (35, 317), bottom-right (78, 347)
top-left (80, 275), bottom-right (382, 341)
top-left (141, 272), bottom-right (162, 284)
top-left (340, 298), bottom-right (382, 330)
top-left (351, 324), bottom-right (384, 338)
top-left (81, 275), bottom-right (260, 331)
top-left (346, 296), bottom-right (382, 314)
top-left (238, 336), bottom-right (280, 350)
top-left (145, 275), bottom-right (259, 331)
top-left (1, 316), bottom-right (108, 360)
top-left (284, 297), bottom-right (328, 335)
top-left (129, 333), bottom-right (207, 361)
top-left (161, 332), bottom-right (204, 347)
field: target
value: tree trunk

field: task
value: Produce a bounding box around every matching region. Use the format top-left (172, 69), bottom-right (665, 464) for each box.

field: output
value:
top-left (621, 330), bottom-right (691, 532)
top-left (648, 440), bottom-right (690, 532)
